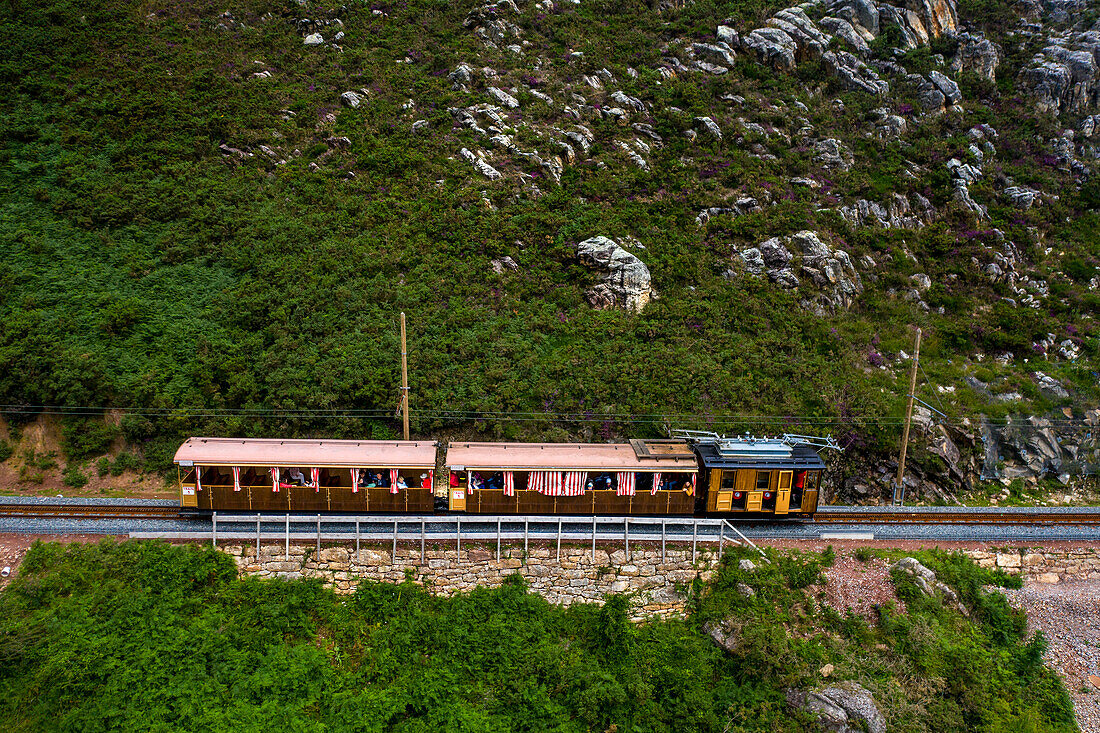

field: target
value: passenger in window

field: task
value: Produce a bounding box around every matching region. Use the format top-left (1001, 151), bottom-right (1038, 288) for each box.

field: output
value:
top-left (396, 475), bottom-right (408, 489)
top-left (421, 473), bottom-right (432, 489)
top-left (287, 467), bottom-right (308, 486)
top-left (377, 472), bottom-right (390, 488)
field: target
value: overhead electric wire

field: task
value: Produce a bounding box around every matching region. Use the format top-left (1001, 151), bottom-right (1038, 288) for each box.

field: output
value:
top-left (0, 404), bottom-right (1090, 428)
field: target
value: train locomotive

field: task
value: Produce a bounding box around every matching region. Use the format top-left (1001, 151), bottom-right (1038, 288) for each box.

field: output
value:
top-left (174, 431), bottom-right (838, 520)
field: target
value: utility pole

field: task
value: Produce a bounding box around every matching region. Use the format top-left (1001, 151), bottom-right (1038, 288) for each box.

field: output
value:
top-left (400, 312), bottom-right (410, 441)
top-left (894, 327), bottom-right (922, 505)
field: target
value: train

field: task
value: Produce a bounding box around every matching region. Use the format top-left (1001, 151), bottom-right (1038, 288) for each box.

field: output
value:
top-left (173, 431), bottom-right (839, 520)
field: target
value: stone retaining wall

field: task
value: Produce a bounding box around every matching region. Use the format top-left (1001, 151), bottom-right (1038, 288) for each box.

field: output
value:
top-left (964, 547), bottom-right (1100, 584)
top-left (214, 543), bottom-right (1099, 622)
top-left (220, 543), bottom-right (720, 621)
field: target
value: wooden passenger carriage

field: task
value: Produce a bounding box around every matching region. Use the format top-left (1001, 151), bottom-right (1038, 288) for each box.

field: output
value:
top-left (174, 437), bottom-right (437, 513)
top-left (173, 432), bottom-right (832, 519)
top-left (444, 440), bottom-right (700, 515)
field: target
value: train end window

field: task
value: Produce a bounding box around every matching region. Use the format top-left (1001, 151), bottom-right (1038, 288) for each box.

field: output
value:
top-left (756, 471), bottom-right (770, 491)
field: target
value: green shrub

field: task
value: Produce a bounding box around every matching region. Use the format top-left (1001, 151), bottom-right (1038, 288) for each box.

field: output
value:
top-left (110, 451), bottom-right (137, 476)
top-left (96, 456), bottom-right (111, 476)
top-left (0, 440), bottom-right (12, 463)
top-left (62, 464), bottom-right (88, 489)
top-left (61, 419), bottom-right (116, 462)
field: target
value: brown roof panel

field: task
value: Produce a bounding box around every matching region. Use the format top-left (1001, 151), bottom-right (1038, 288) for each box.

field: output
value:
top-left (174, 437), bottom-right (437, 468)
top-left (446, 442), bottom-right (698, 472)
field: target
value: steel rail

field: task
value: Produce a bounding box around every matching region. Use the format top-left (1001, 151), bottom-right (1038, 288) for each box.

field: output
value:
top-left (0, 504), bottom-right (183, 520)
top-left (2, 502), bottom-right (1100, 525)
top-left (816, 508), bottom-right (1100, 525)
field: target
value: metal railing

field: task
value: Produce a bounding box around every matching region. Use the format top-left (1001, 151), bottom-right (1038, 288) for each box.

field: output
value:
top-left (132, 514), bottom-right (764, 563)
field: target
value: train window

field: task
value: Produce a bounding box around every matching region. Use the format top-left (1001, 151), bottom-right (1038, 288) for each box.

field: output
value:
top-left (755, 471), bottom-right (770, 491)
top-left (720, 471), bottom-right (736, 490)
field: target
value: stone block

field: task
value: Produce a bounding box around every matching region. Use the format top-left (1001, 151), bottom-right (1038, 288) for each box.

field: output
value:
top-left (1021, 553), bottom-right (1045, 567)
top-left (265, 561), bottom-right (302, 572)
top-left (618, 565), bottom-right (640, 576)
top-left (569, 578), bottom-right (589, 587)
top-left (318, 547), bottom-right (350, 563)
top-left (1036, 573), bottom-right (1060, 584)
top-left (357, 550), bottom-right (391, 565)
top-left (467, 549), bottom-right (492, 562)
top-left (500, 559), bottom-right (522, 569)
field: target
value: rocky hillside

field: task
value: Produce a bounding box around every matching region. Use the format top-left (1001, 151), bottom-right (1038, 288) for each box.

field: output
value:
top-left (0, 0), bottom-right (1098, 500)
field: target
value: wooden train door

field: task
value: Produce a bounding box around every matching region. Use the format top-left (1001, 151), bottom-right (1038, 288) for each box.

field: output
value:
top-left (801, 471), bottom-right (820, 513)
top-left (775, 470), bottom-right (793, 515)
top-left (179, 467), bottom-right (198, 508)
top-left (710, 468), bottom-right (732, 511)
top-left (449, 471), bottom-right (468, 511)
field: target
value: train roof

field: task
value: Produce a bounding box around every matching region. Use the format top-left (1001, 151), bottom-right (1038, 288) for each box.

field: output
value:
top-left (693, 441), bottom-right (826, 470)
top-left (174, 437), bottom-right (438, 468)
top-left (446, 440), bottom-right (698, 473)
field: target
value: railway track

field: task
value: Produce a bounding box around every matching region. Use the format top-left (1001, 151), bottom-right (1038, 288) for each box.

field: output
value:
top-left (816, 507), bottom-right (1100, 525)
top-left (0, 503), bottom-right (183, 521)
top-left (1, 503), bottom-right (1100, 525)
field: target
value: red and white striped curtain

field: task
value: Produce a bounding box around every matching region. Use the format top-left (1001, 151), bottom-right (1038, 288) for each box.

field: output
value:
top-left (616, 472), bottom-right (636, 497)
top-left (503, 471), bottom-right (515, 497)
top-left (390, 469), bottom-right (399, 494)
top-left (232, 467), bottom-right (241, 493)
top-left (422, 470), bottom-right (434, 489)
top-left (351, 468), bottom-right (359, 494)
top-left (311, 468), bottom-right (320, 492)
top-left (563, 472), bottom-right (587, 497)
top-left (651, 472), bottom-right (662, 495)
top-left (530, 471), bottom-right (563, 495)
top-left (271, 467), bottom-right (279, 493)
top-left (195, 466), bottom-right (203, 492)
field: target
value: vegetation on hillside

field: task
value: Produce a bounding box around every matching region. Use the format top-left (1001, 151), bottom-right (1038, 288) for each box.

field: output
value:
top-left (0, 540), bottom-right (1076, 731)
top-left (0, 0), bottom-right (1097, 479)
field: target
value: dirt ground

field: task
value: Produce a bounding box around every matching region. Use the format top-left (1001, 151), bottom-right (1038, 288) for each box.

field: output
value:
top-left (0, 415), bottom-right (174, 499)
top-left (1003, 582), bottom-right (1100, 733)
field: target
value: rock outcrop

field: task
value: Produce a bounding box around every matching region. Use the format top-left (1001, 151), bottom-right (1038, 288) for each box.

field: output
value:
top-left (893, 557), bottom-right (968, 615)
top-left (839, 194), bottom-right (935, 228)
top-left (732, 231), bottom-right (863, 313)
top-left (575, 236), bottom-right (653, 312)
top-left (786, 682), bottom-right (886, 733)
top-left (737, 0), bottom-right (958, 93)
top-left (1018, 34), bottom-right (1100, 115)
